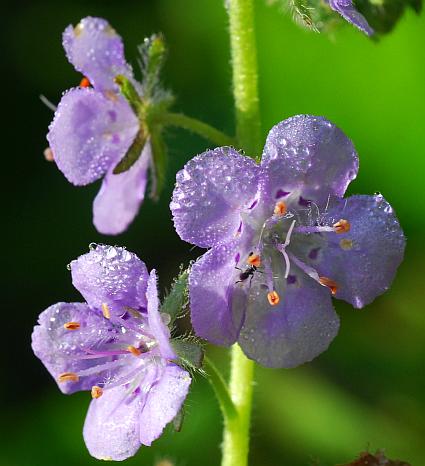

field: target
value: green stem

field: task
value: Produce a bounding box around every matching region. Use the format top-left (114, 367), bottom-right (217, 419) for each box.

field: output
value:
top-left (160, 112), bottom-right (236, 147)
top-left (221, 1), bottom-right (261, 465)
top-left (228, 0), bottom-right (261, 159)
top-left (222, 345), bottom-right (255, 466)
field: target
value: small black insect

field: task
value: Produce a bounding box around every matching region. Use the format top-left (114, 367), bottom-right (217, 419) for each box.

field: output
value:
top-left (235, 252), bottom-right (261, 285)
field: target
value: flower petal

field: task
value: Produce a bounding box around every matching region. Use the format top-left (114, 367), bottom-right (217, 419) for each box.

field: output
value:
top-left (83, 384), bottom-right (144, 460)
top-left (261, 115), bottom-right (358, 205)
top-left (239, 261), bottom-right (340, 368)
top-left (327, 0), bottom-right (374, 36)
top-left (47, 87), bottom-right (139, 185)
top-left (70, 244), bottom-right (149, 316)
top-left (316, 194), bottom-right (405, 308)
top-left (189, 240), bottom-right (249, 346)
top-left (31, 302), bottom-right (117, 394)
top-left (171, 147), bottom-right (260, 248)
top-left (63, 17), bottom-right (133, 91)
top-left (146, 270), bottom-right (176, 360)
top-left (93, 142), bottom-right (150, 235)
top-left (139, 365), bottom-right (191, 446)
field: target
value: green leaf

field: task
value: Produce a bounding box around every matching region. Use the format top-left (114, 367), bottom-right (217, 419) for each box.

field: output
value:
top-left (114, 75), bottom-right (141, 115)
top-left (172, 339), bottom-right (205, 370)
top-left (172, 407), bottom-right (185, 433)
top-left (160, 267), bottom-right (189, 324)
top-left (112, 130), bottom-right (147, 174)
top-left (138, 34), bottom-right (167, 98)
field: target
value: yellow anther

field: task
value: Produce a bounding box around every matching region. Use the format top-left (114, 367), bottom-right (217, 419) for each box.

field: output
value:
top-left (58, 372), bottom-right (79, 383)
top-left (267, 290), bottom-right (280, 306)
top-left (63, 321), bottom-right (80, 331)
top-left (319, 277), bottom-right (339, 295)
top-left (91, 385), bottom-right (103, 399)
top-left (274, 201), bottom-right (287, 216)
top-left (101, 303), bottom-right (111, 319)
top-left (333, 219), bottom-right (350, 234)
top-left (247, 253), bottom-right (261, 267)
top-left (339, 238), bottom-right (353, 250)
top-left (127, 345), bottom-right (142, 357)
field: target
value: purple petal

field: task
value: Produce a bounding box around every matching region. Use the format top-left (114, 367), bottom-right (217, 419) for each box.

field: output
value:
top-left (47, 88), bottom-right (139, 185)
top-left (328, 0), bottom-right (374, 36)
top-left (239, 265), bottom-right (340, 368)
top-left (146, 270), bottom-right (176, 360)
top-left (70, 244), bottom-right (149, 316)
top-left (139, 365), bottom-right (191, 446)
top-left (189, 240), bottom-right (249, 346)
top-left (93, 142), bottom-right (151, 235)
top-left (63, 17), bottom-right (133, 91)
top-left (171, 147), bottom-right (260, 248)
top-left (261, 115), bottom-right (358, 205)
top-left (316, 194), bottom-right (405, 308)
top-left (83, 384), bottom-right (144, 460)
top-left (31, 302), bottom-right (117, 394)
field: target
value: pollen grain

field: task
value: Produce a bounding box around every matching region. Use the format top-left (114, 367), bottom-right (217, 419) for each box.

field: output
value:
top-left (58, 372), bottom-right (79, 383)
top-left (91, 385), bottom-right (104, 399)
top-left (333, 219), bottom-right (350, 234)
top-left (63, 321), bottom-right (80, 330)
top-left (267, 290), bottom-right (280, 306)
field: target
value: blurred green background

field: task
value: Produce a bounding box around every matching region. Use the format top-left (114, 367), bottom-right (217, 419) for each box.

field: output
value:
top-left (3, 0), bottom-right (424, 465)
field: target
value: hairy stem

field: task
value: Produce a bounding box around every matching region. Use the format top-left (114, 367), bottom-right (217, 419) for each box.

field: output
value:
top-left (161, 112), bottom-right (236, 147)
top-left (221, 1), bottom-right (261, 465)
top-left (227, 0), bottom-right (261, 159)
top-left (222, 345), bottom-right (255, 466)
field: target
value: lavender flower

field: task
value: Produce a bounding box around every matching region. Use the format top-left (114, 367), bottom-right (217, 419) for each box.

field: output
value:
top-left (171, 115), bottom-right (405, 368)
top-left (32, 244), bottom-right (191, 461)
top-left (327, 0), bottom-right (374, 36)
top-left (47, 17), bottom-right (150, 235)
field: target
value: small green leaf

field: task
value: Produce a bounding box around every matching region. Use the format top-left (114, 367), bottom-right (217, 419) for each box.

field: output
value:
top-left (138, 34), bottom-right (167, 98)
top-left (172, 407), bottom-right (185, 433)
top-left (172, 339), bottom-right (205, 370)
top-left (160, 267), bottom-right (189, 324)
top-left (112, 130), bottom-right (147, 174)
top-left (114, 75), bottom-right (141, 115)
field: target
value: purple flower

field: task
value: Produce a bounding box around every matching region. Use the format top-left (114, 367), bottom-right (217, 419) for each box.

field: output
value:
top-left (327, 0), bottom-right (374, 36)
top-left (171, 115), bottom-right (405, 368)
top-left (47, 17), bottom-right (150, 235)
top-left (32, 244), bottom-right (191, 460)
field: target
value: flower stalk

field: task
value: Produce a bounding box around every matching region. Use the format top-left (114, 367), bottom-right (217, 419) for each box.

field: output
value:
top-left (221, 0), bottom-right (261, 465)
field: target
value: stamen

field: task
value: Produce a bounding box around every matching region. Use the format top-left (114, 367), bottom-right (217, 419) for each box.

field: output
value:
top-left (274, 201), bottom-right (287, 216)
top-left (102, 303), bottom-right (111, 319)
top-left (333, 219), bottom-right (350, 234)
top-left (276, 220), bottom-right (296, 278)
top-left (267, 291), bottom-right (280, 306)
top-left (79, 77), bottom-right (91, 88)
top-left (91, 385), bottom-right (103, 399)
top-left (63, 321), bottom-right (80, 330)
top-left (319, 277), bottom-right (339, 295)
top-left (247, 252), bottom-right (261, 267)
top-left (58, 372), bottom-right (79, 383)
top-left (127, 345), bottom-right (142, 357)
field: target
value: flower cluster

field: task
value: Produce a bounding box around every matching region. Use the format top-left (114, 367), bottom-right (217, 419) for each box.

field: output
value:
top-left (47, 17), bottom-right (151, 235)
top-left (171, 115), bottom-right (405, 368)
top-left (32, 244), bottom-right (191, 460)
